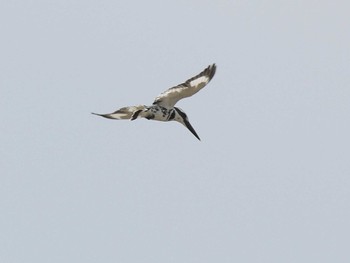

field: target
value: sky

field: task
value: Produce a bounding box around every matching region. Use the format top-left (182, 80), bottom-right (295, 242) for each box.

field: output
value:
top-left (1, 0), bottom-right (350, 262)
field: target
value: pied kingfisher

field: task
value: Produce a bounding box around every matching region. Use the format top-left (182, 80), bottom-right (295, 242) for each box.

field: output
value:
top-left (92, 63), bottom-right (216, 140)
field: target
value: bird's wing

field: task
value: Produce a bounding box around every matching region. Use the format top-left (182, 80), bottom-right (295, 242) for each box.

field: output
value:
top-left (152, 64), bottom-right (216, 108)
top-left (92, 105), bottom-right (146, 120)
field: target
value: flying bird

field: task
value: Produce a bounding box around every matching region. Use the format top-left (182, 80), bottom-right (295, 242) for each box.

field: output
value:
top-left (92, 63), bottom-right (216, 140)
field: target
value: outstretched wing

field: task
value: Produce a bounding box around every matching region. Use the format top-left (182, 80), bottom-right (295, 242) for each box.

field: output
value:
top-left (92, 105), bottom-right (146, 120)
top-left (153, 64), bottom-right (216, 108)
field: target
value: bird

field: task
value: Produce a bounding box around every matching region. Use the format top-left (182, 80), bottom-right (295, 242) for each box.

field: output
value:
top-left (92, 63), bottom-right (216, 140)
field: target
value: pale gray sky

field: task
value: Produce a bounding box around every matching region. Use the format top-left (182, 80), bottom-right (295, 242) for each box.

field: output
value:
top-left (1, 0), bottom-right (349, 262)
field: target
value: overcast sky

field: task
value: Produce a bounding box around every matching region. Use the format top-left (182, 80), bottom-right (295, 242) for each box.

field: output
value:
top-left (1, 0), bottom-right (349, 262)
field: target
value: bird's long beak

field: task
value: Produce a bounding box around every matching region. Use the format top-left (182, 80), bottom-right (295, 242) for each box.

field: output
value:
top-left (183, 119), bottom-right (201, 141)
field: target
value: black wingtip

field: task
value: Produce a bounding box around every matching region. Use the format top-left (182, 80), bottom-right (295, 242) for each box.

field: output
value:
top-left (206, 63), bottom-right (216, 81)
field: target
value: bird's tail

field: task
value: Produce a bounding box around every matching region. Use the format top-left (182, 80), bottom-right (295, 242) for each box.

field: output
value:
top-left (91, 105), bottom-right (146, 120)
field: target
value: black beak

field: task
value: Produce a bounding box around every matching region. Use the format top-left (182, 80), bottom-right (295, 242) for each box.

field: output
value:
top-left (184, 119), bottom-right (201, 141)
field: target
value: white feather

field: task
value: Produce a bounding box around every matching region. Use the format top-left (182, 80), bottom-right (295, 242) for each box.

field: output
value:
top-left (153, 64), bottom-right (216, 108)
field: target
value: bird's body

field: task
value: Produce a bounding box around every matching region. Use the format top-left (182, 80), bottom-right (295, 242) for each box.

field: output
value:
top-left (92, 64), bottom-right (216, 140)
top-left (133, 105), bottom-right (175, 121)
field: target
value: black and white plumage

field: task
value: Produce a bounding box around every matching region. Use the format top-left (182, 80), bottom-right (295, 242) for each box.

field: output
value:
top-left (92, 63), bottom-right (216, 140)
